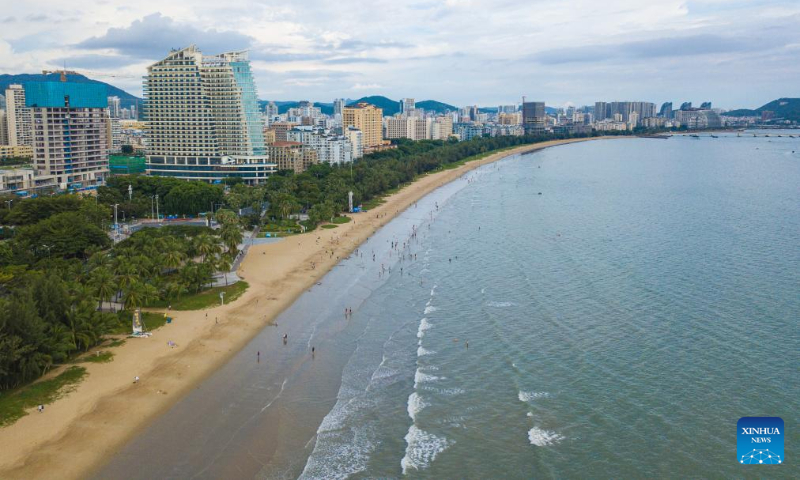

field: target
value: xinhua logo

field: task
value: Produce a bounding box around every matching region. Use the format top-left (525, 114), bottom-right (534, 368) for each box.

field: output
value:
top-left (737, 417), bottom-right (784, 465)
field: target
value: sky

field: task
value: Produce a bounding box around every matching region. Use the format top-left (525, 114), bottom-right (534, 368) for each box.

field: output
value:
top-left (1, 0), bottom-right (798, 109)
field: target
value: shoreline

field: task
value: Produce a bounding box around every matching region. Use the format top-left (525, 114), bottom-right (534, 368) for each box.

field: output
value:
top-left (0, 136), bottom-right (605, 479)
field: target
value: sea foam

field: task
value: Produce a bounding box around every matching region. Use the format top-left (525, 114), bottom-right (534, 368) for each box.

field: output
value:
top-left (528, 427), bottom-right (564, 446)
top-left (417, 346), bottom-right (435, 356)
top-left (487, 301), bottom-right (516, 308)
top-left (401, 425), bottom-right (454, 474)
top-left (518, 391), bottom-right (550, 402)
top-left (414, 369), bottom-right (440, 388)
top-left (407, 392), bottom-right (427, 421)
top-left (417, 318), bottom-right (432, 338)
top-left (424, 305), bottom-right (437, 314)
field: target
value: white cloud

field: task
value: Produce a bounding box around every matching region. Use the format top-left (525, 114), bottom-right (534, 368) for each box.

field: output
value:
top-left (0, 0), bottom-right (797, 109)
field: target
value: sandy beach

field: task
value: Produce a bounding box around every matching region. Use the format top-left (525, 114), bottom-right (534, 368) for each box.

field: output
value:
top-left (0, 137), bottom-right (600, 479)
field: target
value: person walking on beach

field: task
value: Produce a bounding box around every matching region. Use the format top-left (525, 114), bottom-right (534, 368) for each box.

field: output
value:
top-left (134, 376), bottom-right (140, 384)
top-left (37, 404), bottom-right (44, 413)
top-left (257, 351), bottom-right (260, 362)
top-left (283, 334), bottom-right (288, 344)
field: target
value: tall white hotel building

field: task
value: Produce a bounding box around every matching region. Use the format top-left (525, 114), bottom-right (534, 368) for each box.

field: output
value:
top-left (144, 46), bottom-right (275, 184)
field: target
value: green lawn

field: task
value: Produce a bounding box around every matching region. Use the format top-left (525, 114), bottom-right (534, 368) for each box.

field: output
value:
top-left (259, 231), bottom-right (297, 238)
top-left (110, 311), bottom-right (167, 334)
top-left (332, 216), bottom-right (352, 224)
top-left (151, 281), bottom-right (249, 310)
top-left (0, 366), bottom-right (87, 427)
top-left (73, 351), bottom-right (114, 364)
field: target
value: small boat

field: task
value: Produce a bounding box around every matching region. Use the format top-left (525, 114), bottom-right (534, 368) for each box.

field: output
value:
top-left (690, 134), bottom-right (700, 138)
top-left (710, 135), bottom-right (719, 138)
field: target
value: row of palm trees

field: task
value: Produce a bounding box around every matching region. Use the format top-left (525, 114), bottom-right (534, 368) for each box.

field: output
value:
top-left (86, 224), bottom-right (243, 312)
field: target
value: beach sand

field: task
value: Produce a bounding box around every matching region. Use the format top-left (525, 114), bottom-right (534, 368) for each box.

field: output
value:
top-left (0, 137), bottom-right (600, 479)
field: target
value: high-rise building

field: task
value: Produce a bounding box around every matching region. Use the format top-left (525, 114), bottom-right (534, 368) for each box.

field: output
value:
top-left (400, 98), bottom-right (415, 117)
top-left (0, 93), bottom-right (5, 110)
top-left (107, 116), bottom-right (122, 153)
top-left (270, 121), bottom-right (297, 143)
top-left (0, 109), bottom-right (8, 145)
top-left (674, 109), bottom-right (721, 129)
top-left (497, 112), bottom-right (521, 125)
top-left (144, 46), bottom-right (274, 184)
top-left (343, 102), bottom-right (383, 149)
top-left (659, 102), bottom-right (673, 119)
top-left (431, 116), bottom-right (453, 140)
top-left (265, 141), bottom-right (318, 173)
top-left (629, 111), bottom-right (639, 128)
top-left (5, 85), bottom-right (33, 147)
top-left (522, 101), bottom-right (546, 134)
top-left (107, 96), bottom-right (121, 118)
top-left (344, 126), bottom-right (363, 159)
top-left (25, 81), bottom-right (110, 190)
top-left (287, 127), bottom-right (353, 165)
top-left (700, 102), bottom-right (712, 109)
top-left (333, 98), bottom-right (345, 116)
top-left (383, 117), bottom-right (432, 141)
top-left (384, 117), bottom-right (408, 140)
top-left (498, 105), bottom-right (517, 114)
top-left (264, 101), bottom-right (279, 118)
top-left (594, 102), bottom-right (609, 121)
top-left (680, 102), bottom-right (692, 111)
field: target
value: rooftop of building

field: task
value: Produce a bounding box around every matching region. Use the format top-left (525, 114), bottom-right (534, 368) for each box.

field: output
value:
top-left (24, 81), bottom-right (108, 109)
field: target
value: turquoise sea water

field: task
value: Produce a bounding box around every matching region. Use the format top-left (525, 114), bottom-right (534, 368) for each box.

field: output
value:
top-left (97, 134), bottom-right (799, 479)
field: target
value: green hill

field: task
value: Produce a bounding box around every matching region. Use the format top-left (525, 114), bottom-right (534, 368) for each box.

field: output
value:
top-left (0, 73), bottom-right (141, 113)
top-left (348, 96), bottom-right (401, 115)
top-left (346, 97), bottom-right (459, 115)
top-left (416, 100), bottom-right (457, 113)
top-left (724, 98), bottom-right (800, 121)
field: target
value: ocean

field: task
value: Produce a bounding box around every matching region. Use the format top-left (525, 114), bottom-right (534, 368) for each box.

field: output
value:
top-left (96, 133), bottom-right (800, 479)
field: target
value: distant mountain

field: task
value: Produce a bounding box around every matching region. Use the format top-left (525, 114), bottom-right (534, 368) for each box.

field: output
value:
top-left (348, 96), bottom-right (401, 116)
top-left (346, 96), bottom-right (459, 116)
top-left (258, 100), bottom-right (335, 116)
top-left (723, 98), bottom-right (800, 121)
top-left (416, 100), bottom-right (458, 113)
top-left (0, 73), bottom-right (141, 112)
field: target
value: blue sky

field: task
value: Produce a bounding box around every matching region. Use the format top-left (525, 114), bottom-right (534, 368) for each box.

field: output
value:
top-left (1, 0), bottom-right (798, 109)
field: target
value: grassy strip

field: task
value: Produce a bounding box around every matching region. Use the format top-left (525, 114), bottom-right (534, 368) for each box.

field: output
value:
top-left (153, 281), bottom-right (249, 311)
top-left (332, 216), bottom-right (351, 224)
top-left (73, 351), bottom-right (114, 364)
top-left (0, 366), bottom-right (87, 427)
top-left (110, 311), bottom-right (168, 335)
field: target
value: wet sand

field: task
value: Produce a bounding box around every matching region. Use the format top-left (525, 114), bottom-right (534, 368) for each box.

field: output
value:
top-left (0, 137), bottom-right (602, 480)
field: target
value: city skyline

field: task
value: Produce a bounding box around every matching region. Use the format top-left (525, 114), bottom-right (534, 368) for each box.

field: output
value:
top-left (1, 0), bottom-right (799, 109)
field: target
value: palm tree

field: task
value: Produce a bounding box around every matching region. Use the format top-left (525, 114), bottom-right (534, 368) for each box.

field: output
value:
top-left (162, 281), bottom-right (188, 306)
top-left (194, 233), bottom-right (218, 263)
top-left (162, 248), bottom-right (185, 273)
top-left (115, 260), bottom-right (139, 291)
top-left (219, 224), bottom-right (242, 256)
top-left (215, 254), bottom-right (233, 286)
top-left (122, 280), bottom-right (157, 311)
top-left (89, 267), bottom-right (117, 311)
